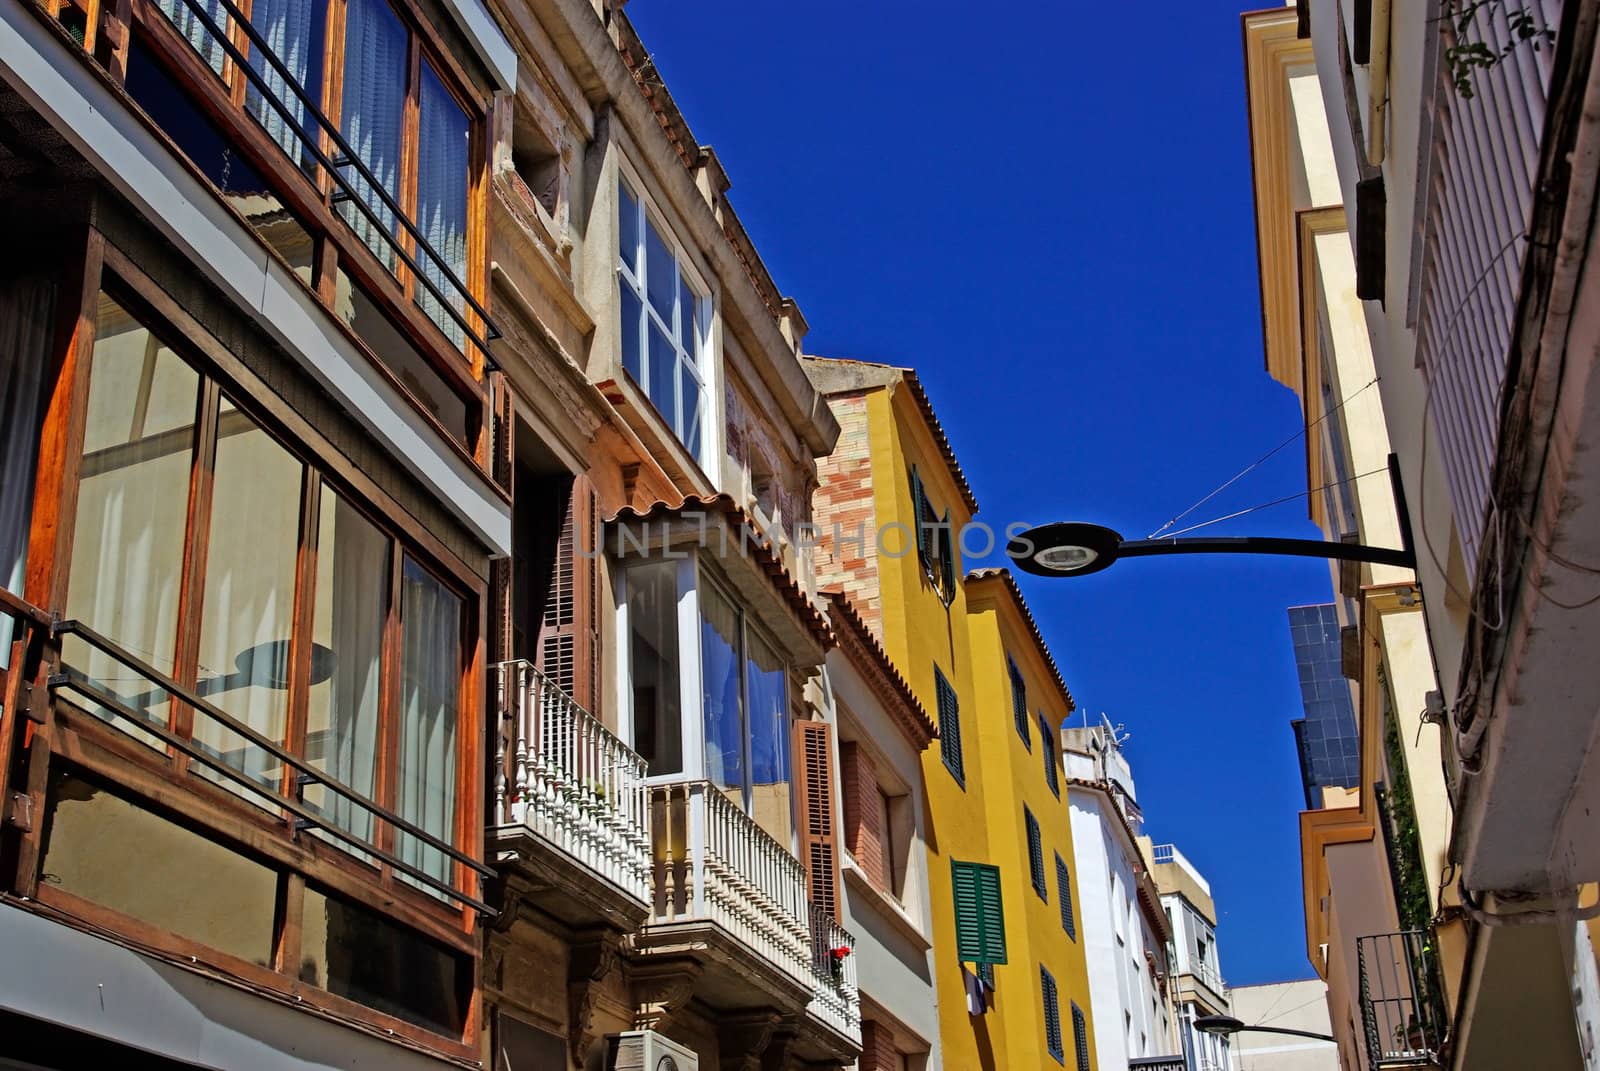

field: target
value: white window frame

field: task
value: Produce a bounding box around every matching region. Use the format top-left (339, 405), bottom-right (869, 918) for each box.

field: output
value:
top-left (614, 554), bottom-right (791, 819)
top-left (616, 173), bottom-right (712, 467)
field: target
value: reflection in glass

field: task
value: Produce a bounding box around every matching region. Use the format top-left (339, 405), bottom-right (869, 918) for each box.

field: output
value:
top-left (338, 0), bottom-right (407, 267)
top-left (41, 767), bottom-right (277, 966)
top-left (396, 557), bottom-right (461, 890)
top-left (619, 183), bottom-right (639, 275)
top-left (747, 629), bottom-right (790, 845)
top-left (245, 0), bottom-right (328, 166)
top-left (192, 400), bottom-right (303, 799)
top-left (66, 295), bottom-right (199, 742)
top-left (305, 488), bottom-right (389, 843)
top-left (700, 582), bottom-right (743, 802)
top-left (415, 59), bottom-right (470, 347)
top-left (627, 561), bottom-right (681, 776)
top-left (300, 886), bottom-right (470, 1036)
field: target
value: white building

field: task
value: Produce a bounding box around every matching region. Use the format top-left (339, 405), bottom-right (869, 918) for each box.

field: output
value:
top-left (1147, 842), bottom-right (1233, 1071)
top-left (1229, 979), bottom-right (1339, 1071)
top-left (1063, 720), bottom-right (1182, 1070)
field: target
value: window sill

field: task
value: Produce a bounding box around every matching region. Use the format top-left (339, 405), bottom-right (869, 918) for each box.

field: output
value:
top-left (596, 370), bottom-right (715, 496)
top-left (842, 860), bottom-right (932, 952)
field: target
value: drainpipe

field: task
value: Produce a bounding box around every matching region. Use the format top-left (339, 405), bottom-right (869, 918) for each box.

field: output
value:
top-left (1366, 0), bottom-right (1390, 166)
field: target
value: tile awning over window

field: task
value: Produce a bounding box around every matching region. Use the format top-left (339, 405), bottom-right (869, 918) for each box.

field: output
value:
top-left (606, 494), bottom-right (833, 667)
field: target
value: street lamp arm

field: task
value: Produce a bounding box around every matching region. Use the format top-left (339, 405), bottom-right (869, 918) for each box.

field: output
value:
top-left (1117, 535), bottom-right (1414, 569)
top-left (1223, 1023), bottom-right (1338, 1043)
top-left (1191, 1014), bottom-right (1336, 1043)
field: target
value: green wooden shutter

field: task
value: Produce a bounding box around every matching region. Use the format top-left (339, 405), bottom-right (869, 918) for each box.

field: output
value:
top-left (935, 665), bottom-right (963, 784)
top-left (1026, 807), bottom-right (1046, 898)
top-left (1042, 967), bottom-right (1063, 1062)
top-left (1009, 659), bottom-right (1031, 749)
top-left (1072, 1002), bottom-right (1090, 1071)
top-left (938, 510), bottom-right (955, 598)
top-left (1042, 715), bottom-right (1060, 796)
top-left (1056, 852), bottom-right (1076, 939)
top-left (950, 860), bottom-right (1007, 965)
top-left (908, 466), bottom-right (930, 564)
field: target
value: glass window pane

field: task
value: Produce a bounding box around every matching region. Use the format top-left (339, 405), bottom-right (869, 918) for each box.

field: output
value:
top-left (627, 561), bottom-right (681, 776)
top-left (305, 487), bottom-right (389, 844)
top-left (415, 60), bottom-right (471, 348)
top-left (618, 183), bottom-right (639, 276)
top-left (41, 767), bottom-right (277, 966)
top-left (677, 272), bottom-right (696, 351)
top-left (644, 220), bottom-right (674, 322)
top-left (338, 0), bottom-right (407, 269)
top-left (65, 295), bottom-right (199, 739)
top-left (648, 321), bottom-right (675, 429)
top-left (678, 357), bottom-right (703, 461)
top-left (396, 557), bottom-right (462, 891)
top-left (620, 281), bottom-right (643, 383)
top-left (192, 400), bottom-right (304, 801)
top-left (700, 583), bottom-right (743, 799)
top-left (747, 629), bottom-right (788, 840)
top-left (245, 0), bottom-right (327, 169)
top-left (300, 885), bottom-right (470, 1036)
top-left (155, 0), bottom-right (228, 75)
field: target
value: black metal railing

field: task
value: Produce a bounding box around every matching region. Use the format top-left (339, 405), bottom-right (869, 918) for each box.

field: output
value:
top-left (1358, 930), bottom-right (1447, 1068)
top-left (149, 0), bottom-right (501, 358)
top-left (49, 618), bottom-right (495, 913)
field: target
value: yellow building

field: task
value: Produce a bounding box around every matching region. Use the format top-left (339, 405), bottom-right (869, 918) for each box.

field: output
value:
top-left (806, 356), bottom-right (1096, 1070)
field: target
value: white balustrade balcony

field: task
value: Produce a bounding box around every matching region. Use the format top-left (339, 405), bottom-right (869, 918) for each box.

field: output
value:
top-left (647, 781), bottom-right (861, 1044)
top-left (492, 660), bottom-right (650, 905)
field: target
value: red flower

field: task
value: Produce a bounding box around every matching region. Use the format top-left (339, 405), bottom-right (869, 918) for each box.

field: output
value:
top-left (830, 945), bottom-right (852, 960)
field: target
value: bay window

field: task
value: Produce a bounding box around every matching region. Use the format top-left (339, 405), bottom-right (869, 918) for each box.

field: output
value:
top-left (38, 280), bottom-right (482, 1041)
top-left (621, 558), bottom-right (794, 841)
top-left (617, 180), bottom-right (707, 460)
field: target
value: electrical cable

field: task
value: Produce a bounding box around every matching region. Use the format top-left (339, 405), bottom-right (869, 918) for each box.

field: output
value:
top-left (1155, 466), bottom-right (1391, 540)
top-left (1146, 377), bottom-right (1379, 539)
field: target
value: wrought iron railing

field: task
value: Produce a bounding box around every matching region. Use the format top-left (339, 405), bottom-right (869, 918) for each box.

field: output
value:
top-left (49, 618), bottom-right (495, 912)
top-left (1358, 930), bottom-right (1447, 1068)
top-left (807, 901), bottom-right (861, 1039)
top-left (148, 0), bottom-right (501, 357)
top-left (492, 660), bottom-right (649, 903)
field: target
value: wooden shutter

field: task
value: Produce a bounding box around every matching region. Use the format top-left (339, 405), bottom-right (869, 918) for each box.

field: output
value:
top-left (795, 719), bottom-right (842, 921)
top-left (536, 475), bottom-right (598, 710)
top-left (1009, 659), bottom-right (1030, 747)
top-left (938, 511), bottom-right (955, 597)
top-left (1026, 807), bottom-right (1045, 897)
top-left (1042, 717), bottom-right (1060, 796)
top-left (950, 860), bottom-right (1007, 965)
top-left (935, 667), bottom-right (963, 784)
top-left (1072, 1002), bottom-right (1090, 1071)
top-left (908, 466), bottom-right (929, 564)
top-left (1041, 968), bottom-right (1062, 1061)
top-left (1057, 853), bottom-right (1076, 939)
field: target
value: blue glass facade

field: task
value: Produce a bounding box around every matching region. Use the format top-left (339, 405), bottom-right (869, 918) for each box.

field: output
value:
top-left (1288, 604), bottom-right (1359, 808)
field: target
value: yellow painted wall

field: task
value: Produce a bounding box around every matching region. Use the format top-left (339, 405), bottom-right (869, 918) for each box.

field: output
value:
top-left (855, 380), bottom-right (1096, 1069)
top-left (967, 577), bottom-right (1098, 1070)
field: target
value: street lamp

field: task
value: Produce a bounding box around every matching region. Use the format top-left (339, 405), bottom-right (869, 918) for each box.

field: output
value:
top-left (1007, 456), bottom-right (1415, 579)
top-left (1191, 1013), bottom-right (1336, 1044)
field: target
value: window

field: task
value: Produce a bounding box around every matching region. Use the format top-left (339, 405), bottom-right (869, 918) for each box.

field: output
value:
top-left (1056, 853), bottom-right (1076, 939)
top-left (951, 860), bottom-right (1007, 966)
top-left (1042, 967), bottom-right (1064, 1064)
top-left (1026, 806), bottom-right (1046, 900)
top-left (934, 664), bottom-right (963, 785)
top-left (1041, 713), bottom-right (1060, 797)
top-left (63, 292), bottom-right (473, 887)
top-left (618, 180), bottom-right (706, 459)
top-left (907, 465), bottom-right (956, 603)
top-left (700, 579), bottom-right (791, 836)
top-left (1072, 1002), bottom-right (1090, 1071)
top-left (1009, 657), bottom-right (1031, 749)
top-left (626, 559), bottom-right (683, 776)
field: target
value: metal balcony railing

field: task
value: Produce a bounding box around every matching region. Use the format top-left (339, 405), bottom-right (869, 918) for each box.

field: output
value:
top-left (807, 901), bottom-right (861, 1040)
top-left (1358, 930), bottom-right (1447, 1069)
top-left (148, 0), bottom-right (501, 356)
top-left (492, 660), bottom-right (649, 904)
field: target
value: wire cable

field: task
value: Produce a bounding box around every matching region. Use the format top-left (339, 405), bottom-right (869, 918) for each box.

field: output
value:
top-left (1155, 466), bottom-right (1392, 539)
top-left (1147, 377), bottom-right (1379, 539)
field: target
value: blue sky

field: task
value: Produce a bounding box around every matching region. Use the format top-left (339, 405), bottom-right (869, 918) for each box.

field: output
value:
top-left (627, 0), bottom-right (1334, 985)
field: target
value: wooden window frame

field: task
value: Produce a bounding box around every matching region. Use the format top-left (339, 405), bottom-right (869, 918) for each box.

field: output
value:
top-left (8, 235), bottom-right (485, 1059)
top-left (100, 0), bottom-right (496, 465)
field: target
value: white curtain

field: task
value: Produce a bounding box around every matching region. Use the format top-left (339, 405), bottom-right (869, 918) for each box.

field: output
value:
top-left (0, 278), bottom-right (53, 673)
top-left (338, 0), bottom-right (406, 270)
top-left (156, 0), bottom-right (228, 76)
top-left (397, 558), bottom-right (460, 893)
top-left (415, 61), bottom-right (469, 347)
top-left (245, 0), bottom-right (314, 160)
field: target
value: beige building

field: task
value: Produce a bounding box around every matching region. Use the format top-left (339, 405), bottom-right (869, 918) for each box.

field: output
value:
top-left (1146, 841), bottom-right (1233, 1071)
top-left (1230, 979), bottom-right (1338, 1071)
top-left (1242, 1), bottom-right (1600, 1068)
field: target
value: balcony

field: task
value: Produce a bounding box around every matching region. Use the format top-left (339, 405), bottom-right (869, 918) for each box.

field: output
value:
top-left (490, 660), bottom-right (650, 926)
top-left (645, 781), bottom-right (861, 1049)
top-left (1358, 931), bottom-right (1447, 1069)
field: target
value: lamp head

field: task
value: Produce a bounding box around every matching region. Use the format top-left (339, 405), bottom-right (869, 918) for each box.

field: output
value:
top-left (1008, 522), bottom-right (1124, 578)
top-left (1193, 1015), bottom-right (1246, 1037)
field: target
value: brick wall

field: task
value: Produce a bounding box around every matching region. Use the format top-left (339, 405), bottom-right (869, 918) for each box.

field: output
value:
top-left (840, 741), bottom-right (884, 889)
top-left (859, 1019), bottom-right (898, 1071)
top-left (813, 391), bottom-right (883, 636)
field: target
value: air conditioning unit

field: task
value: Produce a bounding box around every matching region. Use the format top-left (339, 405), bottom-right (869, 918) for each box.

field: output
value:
top-left (607, 1030), bottom-right (698, 1071)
